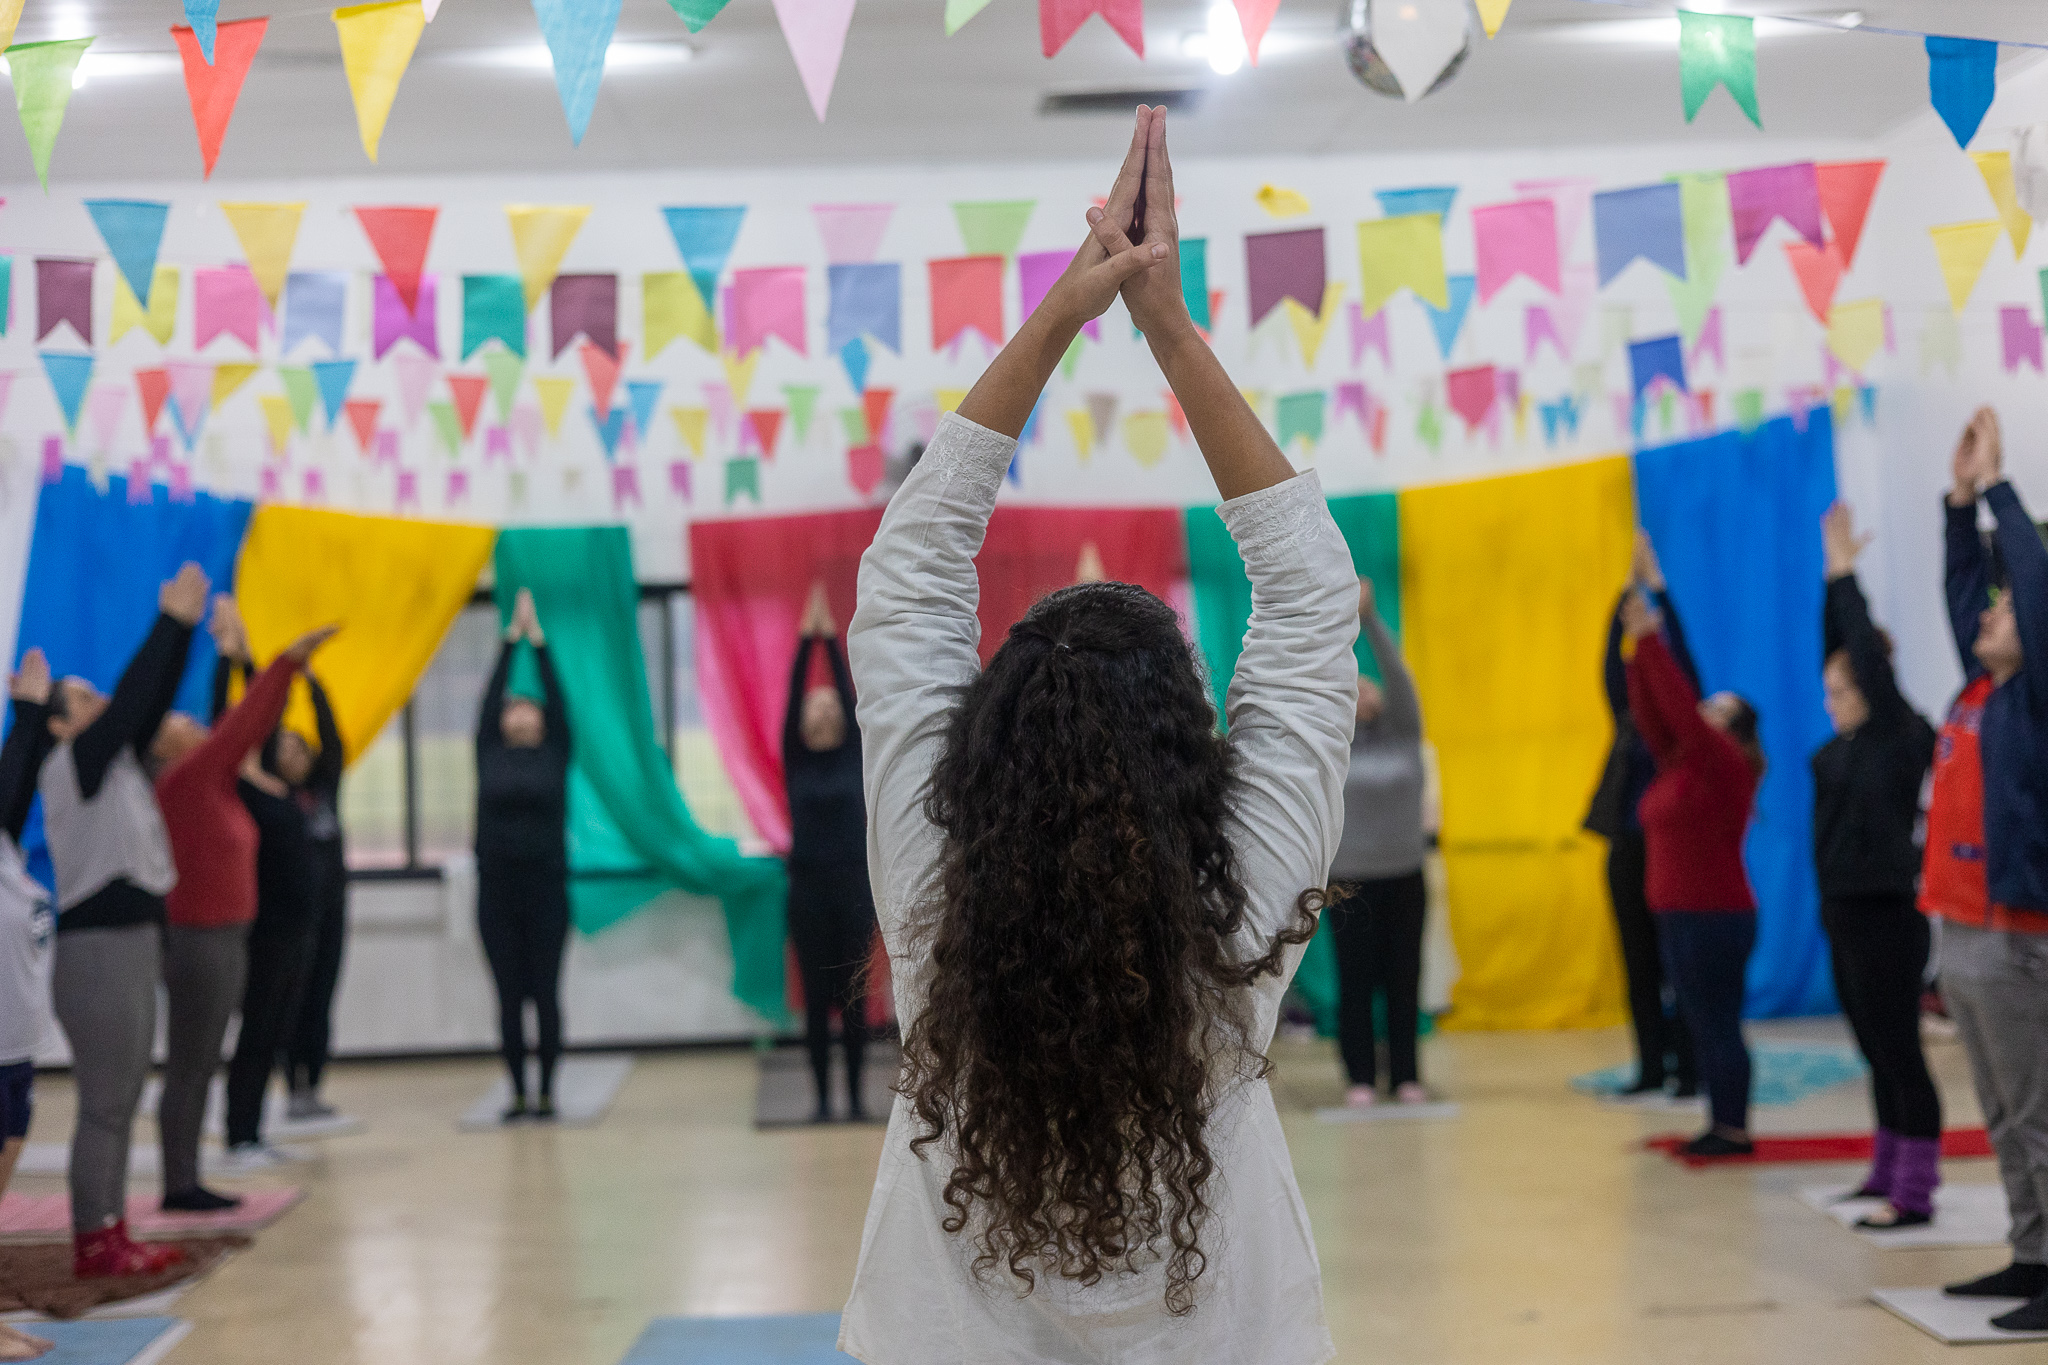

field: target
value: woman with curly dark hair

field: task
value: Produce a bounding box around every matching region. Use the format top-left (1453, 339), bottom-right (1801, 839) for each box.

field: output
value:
top-left (837, 107), bottom-right (1358, 1363)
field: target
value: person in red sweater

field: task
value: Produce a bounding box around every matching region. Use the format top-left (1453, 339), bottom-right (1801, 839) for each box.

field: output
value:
top-left (149, 611), bottom-right (333, 1213)
top-left (1622, 581), bottom-right (1765, 1158)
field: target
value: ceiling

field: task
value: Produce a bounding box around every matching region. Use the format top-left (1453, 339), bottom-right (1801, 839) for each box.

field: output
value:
top-left (8, 0), bottom-right (2047, 183)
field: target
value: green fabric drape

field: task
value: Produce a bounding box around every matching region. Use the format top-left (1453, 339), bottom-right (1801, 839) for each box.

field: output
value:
top-left (493, 528), bottom-right (789, 1024)
top-left (1184, 492), bottom-right (1402, 1035)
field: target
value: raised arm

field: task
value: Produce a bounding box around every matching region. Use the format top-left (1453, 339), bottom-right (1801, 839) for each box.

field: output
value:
top-left (193, 652), bottom-right (301, 778)
top-left (1359, 590), bottom-right (1421, 740)
top-left (821, 636), bottom-right (858, 737)
top-left (532, 643), bottom-right (570, 760)
top-left (305, 671), bottom-right (345, 796)
top-left (1602, 596), bottom-right (1629, 719)
top-left (783, 634), bottom-right (819, 767)
top-left (1821, 503), bottom-right (1910, 725)
top-left (72, 565), bottom-right (206, 797)
top-left (1, 650), bottom-right (54, 842)
top-left (478, 637), bottom-right (515, 750)
top-left (1944, 410), bottom-right (1997, 675)
top-left (1989, 480), bottom-right (2047, 704)
top-left (1625, 624), bottom-right (1716, 769)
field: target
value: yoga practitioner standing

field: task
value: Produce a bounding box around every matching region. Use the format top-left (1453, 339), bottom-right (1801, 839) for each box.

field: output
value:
top-left (283, 670), bottom-right (349, 1123)
top-left (783, 581), bottom-right (877, 1123)
top-left (1620, 571), bottom-right (1764, 1158)
top-left (839, 108), bottom-right (1356, 1360)
top-left (1811, 502), bottom-right (1941, 1229)
top-left (475, 589), bottom-right (572, 1122)
top-left (1, 649), bottom-right (55, 1360)
top-left (1329, 576), bottom-right (1431, 1108)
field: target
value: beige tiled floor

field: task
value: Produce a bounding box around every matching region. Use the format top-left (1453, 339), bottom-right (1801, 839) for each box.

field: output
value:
top-left (7, 1021), bottom-right (2031, 1363)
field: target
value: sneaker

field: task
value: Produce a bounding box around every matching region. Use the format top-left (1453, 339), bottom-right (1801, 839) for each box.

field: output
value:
top-left (1680, 1131), bottom-right (1754, 1158)
top-left (1392, 1083), bottom-right (1431, 1105)
top-left (1855, 1205), bottom-right (1934, 1231)
top-left (73, 1221), bottom-right (186, 1279)
top-left (211, 1143), bottom-right (280, 1175)
top-left (1992, 1291), bottom-right (2048, 1332)
top-left (287, 1090), bottom-right (338, 1122)
top-left (160, 1186), bottom-right (242, 1214)
top-left (1947, 1262), bottom-right (2048, 1299)
top-left (1344, 1085), bottom-right (1378, 1108)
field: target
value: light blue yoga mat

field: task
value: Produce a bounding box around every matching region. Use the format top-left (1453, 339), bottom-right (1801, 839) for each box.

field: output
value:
top-left (1572, 1041), bottom-right (1867, 1107)
top-left (617, 1313), bottom-right (853, 1364)
top-left (16, 1316), bottom-right (188, 1365)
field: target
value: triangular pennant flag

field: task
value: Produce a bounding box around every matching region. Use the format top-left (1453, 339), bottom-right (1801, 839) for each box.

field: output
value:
top-left (1066, 409), bottom-right (1095, 460)
top-left (781, 383), bottom-right (818, 441)
top-left (219, 201), bottom-right (305, 309)
top-left (626, 379), bottom-right (663, 442)
top-left (427, 399), bottom-right (462, 456)
top-left (1423, 275), bottom-right (1477, 359)
top-left (1255, 184), bottom-right (1310, 218)
top-left (1234, 0), bottom-right (1281, 62)
top-left (1475, 0), bottom-right (1511, 38)
top-left (6, 39), bottom-right (93, 190)
top-left (311, 358), bottom-right (357, 426)
top-left (1040, 0), bottom-right (1143, 58)
top-left (483, 348), bottom-right (524, 422)
top-left (769, 0), bottom-right (857, 122)
top-left (280, 367), bottom-right (320, 432)
top-left (447, 374), bottom-right (489, 440)
top-left (83, 200), bottom-right (171, 309)
top-left (643, 271), bottom-right (718, 357)
top-left (663, 206), bottom-right (747, 306)
top-left (721, 348), bottom-right (760, 407)
top-left (1783, 239), bottom-right (1843, 324)
top-left (534, 376), bottom-right (575, 437)
top-left (506, 204), bottom-right (591, 309)
top-left (839, 335), bottom-right (870, 393)
top-left (812, 203), bottom-right (894, 263)
top-left (344, 396), bottom-right (381, 451)
top-left (0, 0), bottom-right (24, 49)
top-left (531, 0), bottom-right (621, 145)
top-left (172, 19), bottom-right (265, 177)
top-left (665, 0), bottom-right (732, 32)
top-left (110, 267), bottom-right (179, 346)
top-left (1282, 283), bottom-right (1343, 368)
top-left (1827, 298), bottom-right (1885, 374)
top-left (135, 368), bottom-right (171, 433)
top-left (746, 408), bottom-right (784, 456)
top-left (952, 200), bottom-right (1036, 258)
top-left (862, 387), bottom-right (893, 449)
top-left (333, 0), bottom-right (426, 163)
top-left (1970, 151), bottom-right (2032, 257)
top-left (183, 0), bottom-right (220, 62)
top-left (669, 405), bottom-right (708, 457)
top-left (1815, 160), bottom-right (1884, 268)
top-left (944, 0), bottom-right (992, 35)
top-left (1929, 221), bottom-right (2003, 312)
top-left (38, 351), bottom-right (92, 432)
top-left (1678, 11), bottom-right (1758, 127)
top-left (211, 361), bottom-right (259, 409)
top-left (1927, 36), bottom-right (1997, 151)
top-left (587, 404), bottom-right (625, 459)
top-left (355, 206), bottom-right (437, 313)
top-left (259, 394), bottom-right (294, 455)
top-left (166, 363), bottom-right (210, 450)
top-left (579, 340), bottom-right (623, 416)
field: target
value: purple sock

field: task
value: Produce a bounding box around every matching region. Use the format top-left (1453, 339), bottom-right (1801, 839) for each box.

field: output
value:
top-left (1891, 1136), bottom-right (1942, 1217)
top-left (1864, 1128), bottom-right (1899, 1197)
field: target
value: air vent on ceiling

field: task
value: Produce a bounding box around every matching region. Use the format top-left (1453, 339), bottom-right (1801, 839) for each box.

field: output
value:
top-left (1038, 88), bottom-right (1204, 116)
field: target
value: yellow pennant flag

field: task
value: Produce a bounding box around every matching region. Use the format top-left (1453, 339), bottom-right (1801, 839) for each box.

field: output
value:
top-left (1255, 184), bottom-right (1311, 218)
top-left (220, 202), bottom-right (307, 309)
top-left (1358, 213), bottom-right (1449, 315)
top-left (506, 204), bottom-right (592, 310)
top-left (259, 394), bottom-right (296, 456)
top-left (1476, 0), bottom-right (1512, 37)
top-left (1929, 220), bottom-right (2003, 313)
top-left (1283, 282), bottom-right (1345, 368)
top-left (1122, 411), bottom-right (1169, 468)
top-left (0, 0), bottom-right (25, 49)
top-left (533, 376), bottom-right (575, 437)
top-left (334, 0), bottom-right (427, 164)
top-left (643, 271), bottom-right (717, 357)
top-left (1066, 409), bottom-right (1095, 461)
top-left (212, 363), bottom-right (261, 409)
top-left (668, 405), bottom-right (708, 458)
top-left (1970, 151), bottom-right (2032, 257)
top-left (110, 265), bottom-right (178, 345)
top-left (721, 348), bottom-right (760, 407)
top-left (935, 388), bottom-right (968, 414)
top-left (1826, 298), bottom-right (1885, 373)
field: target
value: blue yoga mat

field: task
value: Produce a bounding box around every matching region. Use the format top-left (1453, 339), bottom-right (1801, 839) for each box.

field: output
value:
top-left (617, 1314), bottom-right (852, 1364)
top-left (16, 1316), bottom-right (187, 1365)
top-left (1572, 1041), bottom-right (1868, 1107)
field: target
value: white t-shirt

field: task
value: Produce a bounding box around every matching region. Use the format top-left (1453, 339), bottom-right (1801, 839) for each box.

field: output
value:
top-left (0, 834), bottom-right (54, 1064)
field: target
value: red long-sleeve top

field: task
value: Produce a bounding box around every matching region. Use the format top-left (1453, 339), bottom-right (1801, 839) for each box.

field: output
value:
top-left (1625, 630), bottom-right (1760, 912)
top-left (156, 654), bottom-right (299, 929)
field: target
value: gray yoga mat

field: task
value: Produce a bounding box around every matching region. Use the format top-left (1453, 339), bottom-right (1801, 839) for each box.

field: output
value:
top-left (1871, 1286), bottom-right (2048, 1344)
top-left (754, 1043), bottom-right (899, 1129)
top-left (457, 1054), bottom-right (634, 1131)
top-left (1798, 1183), bottom-right (2009, 1249)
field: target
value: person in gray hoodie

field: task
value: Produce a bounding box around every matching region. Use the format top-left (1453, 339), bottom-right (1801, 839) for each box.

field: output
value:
top-left (1329, 577), bottom-right (1430, 1106)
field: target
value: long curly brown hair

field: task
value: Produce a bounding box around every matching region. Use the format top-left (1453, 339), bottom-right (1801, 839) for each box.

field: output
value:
top-left (899, 581), bottom-right (1320, 1316)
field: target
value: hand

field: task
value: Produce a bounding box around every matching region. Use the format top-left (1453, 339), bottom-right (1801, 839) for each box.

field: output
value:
top-left (1041, 109), bottom-right (1171, 330)
top-left (9, 648), bottom-right (50, 704)
top-left (239, 751), bottom-right (288, 798)
top-left (801, 580), bottom-right (835, 638)
top-left (1976, 405), bottom-right (2004, 484)
top-left (1951, 406), bottom-right (2000, 504)
top-left (160, 563), bottom-right (211, 627)
top-left (1098, 107), bottom-right (1192, 343)
top-left (1619, 588), bottom-right (1662, 643)
top-left (1358, 577), bottom-right (1375, 618)
top-left (1631, 531), bottom-right (1665, 592)
top-left (1821, 502), bottom-right (1872, 580)
top-left (283, 625), bottom-right (339, 664)
top-left (208, 594), bottom-right (248, 661)
top-left (507, 588), bottom-right (544, 646)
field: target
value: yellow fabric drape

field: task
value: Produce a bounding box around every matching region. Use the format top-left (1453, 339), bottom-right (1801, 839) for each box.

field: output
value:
top-left (1399, 456), bottom-right (1636, 1030)
top-left (233, 506), bottom-right (497, 765)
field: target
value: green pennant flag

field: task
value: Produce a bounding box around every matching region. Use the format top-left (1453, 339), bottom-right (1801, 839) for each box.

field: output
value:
top-left (0, 255), bottom-right (12, 336)
top-left (664, 0), bottom-right (731, 32)
top-left (944, 0), bottom-right (993, 34)
top-left (781, 383), bottom-right (819, 442)
top-left (952, 200), bottom-right (1035, 258)
top-left (6, 38), bottom-right (94, 190)
top-left (1733, 388), bottom-right (1765, 434)
top-left (462, 273), bottom-right (526, 360)
top-left (279, 366), bottom-right (319, 434)
top-left (1417, 400), bottom-right (1443, 452)
top-left (428, 397), bottom-right (462, 455)
top-left (724, 455), bottom-right (759, 505)
top-left (1666, 171), bottom-right (1731, 344)
top-left (837, 406), bottom-right (868, 445)
top-left (484, 347), bottom-right (524, 423)
top-left (1678, 11), bottom-right (1759, 128)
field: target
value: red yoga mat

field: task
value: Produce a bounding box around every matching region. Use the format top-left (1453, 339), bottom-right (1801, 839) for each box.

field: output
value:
top-left (1646, 1129), bottom-right (1995, 1168)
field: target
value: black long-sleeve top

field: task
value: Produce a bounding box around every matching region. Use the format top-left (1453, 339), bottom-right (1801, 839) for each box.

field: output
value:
top-left (210, 655), bottom-right (322, 935)
top-left (474, 639), bottom-right (571, 871)
top-left (782, 635), bottom-right (866, 866)
top-left (219, 657), bottom-right (347, 859)
top-left (0, 698), bottom-right (52, 845)
top-left (1585, 588), bottom-right (1701, 839)
top-left (1811, 574), bottom-right (1936, 900)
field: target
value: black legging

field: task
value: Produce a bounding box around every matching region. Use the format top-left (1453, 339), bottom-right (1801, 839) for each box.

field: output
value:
top-left (788, 860), bottom-right (877, 1116)
top-left (1822, 894), bottom-right (1942, 1140)
top-left (286, 840), bottom-right (348, 1094)
top-left (478, 861), bottom-right (571, 1102)
top-left (1607, 830), bottom-right (1695, 1089)
top-left (1331, 870), bottom-right (1427, 1090)
top-left (226, 909), bottom-right (319, 1147)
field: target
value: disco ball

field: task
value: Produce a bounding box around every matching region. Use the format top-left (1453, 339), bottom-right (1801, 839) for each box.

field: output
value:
top-left (1339, 0), bottom-right (1474, 102)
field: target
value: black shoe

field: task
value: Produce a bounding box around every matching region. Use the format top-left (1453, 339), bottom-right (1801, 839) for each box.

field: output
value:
top-left (1948, 1262), bottom-right (2048, 1299)
top-left (1832, 1185), bottom-right (1888, 1203)
top-left (1855, 1206), bottom-right (1933, 1230)
top-left (1671, 1081), bottom-right (1700, 1100)
top-left (500, 1099), bottom-right (530, 1123)
top-left (1993, 1291), bottom-right (2048, 1332)
top-left (532, 1097), bottom-right (557, 1121)
top-left (161, 1186), bottom-right (243, 1213)
top-left (1681, 1131), bottom-right (1754, 1158)
top-left (1615, 1076), bottom-right (1667, 1098)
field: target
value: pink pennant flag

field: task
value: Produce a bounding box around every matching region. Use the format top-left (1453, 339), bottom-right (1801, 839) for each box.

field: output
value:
top-left (1446, 365), bottom-right (1498, 433)
top-left (1041, 0), bottom-right (1144, 57)
top-left (728, 267), bottom-right (807, 356)
top-left (1822, 347), bottom-right (1845, 390)
top-left (1334, 380), bottom-right (1368, 429)
top-left (303, 467), bottom-right (326, 502)
top-left (86, 386), bottom-right (127, 451)
top-left (395, 467), bottom-right (419, 507)
top-left (1480, 400), bottom-right (1503, 445)
top-left (194, 266), bottom-right (268, 351)
top-left (668, 460), bottom-right (692, 500)
top-left (1348, 303), bottom-right (1392, 368)
top-left (1513, 177), bottom-right (1598, 252)
top-left (167, 463), bottom-right (192, 503)
top-left (484, 424), bottom-right (512, 463)
top-left (703, 382), bottom-right (734, 443)
top-left (2000, 307), bottom-right (2044, 373)
top-left (611, 462), bottom-right (642, 507)
top-left (373, 274), bottom-right (439, 360)
top-left (376, 429), bottom-right (401, 465)
top-left (1688, 307), bottom-right (1725, 371)
top-left (258, 464), bottom-right (281, 500)
top-left (1555, 263), bottom-right (1596, 353)
top-left (1472, 199), bottom-right (1560, 304)
top-left (848, 442), bottom-right (884, 496)
top-left (813, 204), bottom-right (894, 263)
top-left (127, 460), bottom-right (153, 504)
top-left (1525, 306), bottom-right (1566, 362)
top-left (1612, 393), bottom-right (1635, 436)
top-left (446, 468), bottom-right (470, 504)
top-left (149, 434), bottom-right (173, 470)
top-left (1726, 162), bottom-right (1825, 266)
top-left (511, 403), bottom-right (542, 459)
top-left (1497, 369), bottom-right (1520, 407)
top-left (770, 0), bottom-right (857, 121)
top-left (167, 362), bottom-right (213, 438)
top-left (394, 353), bottom-right (439, 429)
top-left (40, 436), bottom-right (63, 484)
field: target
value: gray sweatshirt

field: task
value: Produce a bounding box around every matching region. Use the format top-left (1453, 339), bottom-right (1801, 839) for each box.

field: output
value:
top-left (1330, 608), bottom-right (1427, 881)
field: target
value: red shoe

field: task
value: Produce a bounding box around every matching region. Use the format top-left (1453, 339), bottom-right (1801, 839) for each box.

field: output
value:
top-left (72, 1221), bottom-right (186, 1279)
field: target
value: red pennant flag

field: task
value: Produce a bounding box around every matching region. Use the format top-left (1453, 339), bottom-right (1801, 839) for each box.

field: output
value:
top-left (135, 367), bottom-right (170, 433)
top-left (344, 397), bottom-right (382, 453)
top-left (173, 18), bottom-right (266, 178)
top-left (1783, 239), bottom-right (1844, 325)
top-left (1815, 160), bottom-right (1885, 270)
top-left (861, 387), bottom-right (894, 449)
top-left (446, 375), bottom-right (489, 441)
top-left (353, 206), bottom-right (438, 314)
top-left (928, 256), bottom-right (1005, 352)
top-left (1233, 0), bottom-right (1280, 63)
top-left (579, 340), bottom-right (623, 417)
top-left (747, 408), bottom-right (784, 457)
top-left (1040, 0), bottom-right (1144, 57)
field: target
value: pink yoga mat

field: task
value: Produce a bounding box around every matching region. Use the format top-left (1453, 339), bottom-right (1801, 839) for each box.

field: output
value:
top-left (0, 1186), bottom-right (303, 1238)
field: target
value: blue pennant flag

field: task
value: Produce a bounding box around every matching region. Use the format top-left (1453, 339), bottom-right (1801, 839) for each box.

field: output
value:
top-left (1374, 186), bottom-right (1457, 223)
top-left (839, 336), bottom-right (871, 394)
top-left (827, 262), bottom-right (902, 354)
top-left (1629, 334), bottom-right (1688, 402)
top-left (184, 0), bottom-right (220, 62)
top-left (1927, 36), bottom-right (1998, 150)
top-left (1539, 394), bottom-right (1581, 446)
top-left (1424, 275), bottom-right (1477, 359)
top-left (83, 199), bottom-right (171, 309)
top-left (311, 359), bottom-right (357, 426)
top-left (589, 403), bottom-right (626, 459)
top-left (1592, 183), bottom-right (1687, 286)
top-left (626, 379), bottom-right (662, 443)
top-left (531, 0), bottom-right (622, 146)
top-left (38, 351), bottom-right (93, 433)
top-left (661, 206), bottom-right (747, 310)
top-left (282, 271), bottom-right (348, 357)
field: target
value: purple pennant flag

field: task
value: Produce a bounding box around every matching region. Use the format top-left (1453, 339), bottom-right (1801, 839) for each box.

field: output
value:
top-left (127, 460), bottom-right (152, 504)
top-left (1525, 306), bottom-right (1566, 362)
top-left (395, 467), bottom-right (419, 508)
top-left (165, 463), bottom-right (191, 503)
top-left (259, 464), bottom-right (281, 500)
top-left (1245, 228), bottom-right (1325, 329)
top-left (1348, 303), bottom-right (1392, 368)
top-left (149, 434), bottom-right (172, 469)
top-left (1689, 307), bottom-right (1726, 371)
top-left (376, 429), bottom-right (400, 465)
top-left (668, 460), bottom-right (692, 500)
top-left (484, 424), bottom-right (512, 464)
top-left (1726, 162), bottom-right (1824, 266)
top-left (2000, 307), bottom-right (2044, 373)
top-left (36, 258), bottom-right (94, 345)
top-left (1591, 184), bottom-right (1686, 286)
top-left (41, 435), bottom-right (63, 484)
top-left (373, 274), bottom-right (439, 360)
top-left (1333, 381), bottom-right (1368, 429)
top-left (446, 468), bottom-right (470, 505)
top-left (303, 467), bottom-right (326, 502)
top-left (611, 463), bottom-right (641, 507)
top-left (550, 273), bottom-right (618, 360)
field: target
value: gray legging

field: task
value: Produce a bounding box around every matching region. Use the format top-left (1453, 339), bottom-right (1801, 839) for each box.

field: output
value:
top-left (51, 924), bottom-right (159, 1234)
top-left (160, 925), bottom-right (248, 1191)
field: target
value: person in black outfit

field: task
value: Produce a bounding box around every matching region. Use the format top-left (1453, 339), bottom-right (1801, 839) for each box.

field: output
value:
top-left (1813, 501), bottom-right (1942, 1229)
top-left (784, 582), bottom-right (878, 1123)
top-left (1585, 533), bottom-right (1698, 1098)
top-left (476, 588), bottom-right (572, 1122)
top-left (282, 670), bottom-right (348, 1122)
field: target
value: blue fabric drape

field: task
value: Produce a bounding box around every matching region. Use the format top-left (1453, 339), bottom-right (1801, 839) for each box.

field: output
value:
top-left (1633, 411), bottom-right (1839, 1017)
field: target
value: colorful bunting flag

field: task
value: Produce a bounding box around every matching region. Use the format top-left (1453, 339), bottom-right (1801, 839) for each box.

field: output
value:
top-left (218, 201), bottom-right (305, 309)
top-left (281, 271), bottom-right (346, 357)
top-left (1244, 227), bottom-right (1324, 328)
top-left (277, 367), bottom-right (315, 432)
top-left (0, 0), bottom-right (24, 50)
top-left (484, 348), bottom-right (524, 422)
top-left (111, 267), bottom-right (180, 346)
top-left (1928, 221), bottom-right (2002, 312)
top-left (827, 262), bottom-right (901, 355)
top-left (627, 378), bottom-right (664, 443)
top-left (944, 0), bottom-right (992, 35)
top-left (929, 255), bottom-right (1004, 350)
top-left (1628, 335), bottom-right (1687, 401)
top-left (579, 339), bottom-right (624, 418)
top-left (644, 272), bottom-right (718, 358)
top-left (311, 358), bottom-right (357, 425)
top-left (84, 200), bottom-right (171, 309)
top-left (1445, 366), bottom-right (1497, 434)
top-left (1283, 284), bottom-right (1343, 368)
top-left (39, 351), bottom-right (92, 432)
top-left (1423, 275), bottom-right (1477, 359)
top-left (1592, 183), bottom-right (1686, 285)
top-left (813, 203), bottom-right (893, 263)
top-left (670, 405), bottom-right (708, 456)
top-left (1970, 151), bottom-right (2031, 257)
top-left (747, 408), bottom-right (784, 456)
top-left (728, 266), bottom-right (808, 356)
top-left (166, 362), bottom-right (210, 449)
top-left (1678, 11), bottom-right (1759, 127)
top-left (550, 273), bottom-right (618, 359)
top-left (428, 399), bottom-right (462, 455)
top-left (354, 205), bottom-right (437, 312)
top-left (662, 206), bottom-right (746, 308)
top-left (372, 273), bottom-right (438, 358)
top-left (1355, 214), bottom-right (1447, 316)
top-left (666, 0), bottom-right (732, 32)
top-left (507, 204), bottom-right (591, 309)
top-left (1475, 0), bottom-right (1511, 38)
top-left (838, 336), bottom-right (870, 393)
top-left (534, 376), bottom-right (575, 437)
top-left (1783, 240), bottom-right (1844, 325)
top-left (1374, 187), bottom-right (1456, 221)
top-left (1471, 198), bottom-right (1559, 304)
top-left (1927, 36), bottom-right (1998, 150)
top-left (259, 393), bottom-right (294, 455)
top-left (6, 38), bottom-right (93, 190)
top-left (1348, 303), bottom-right (1392, 368)
top-left (2001, 306), bottom-right (2043, 373)
top-left (953, 200), bottom-right (1036, 258)
top-left (333, 0), bottom-right (426, 163)
top-left (770, 0), bottom-right (857, 121)
top-left (532, 0), bottom-right (621, 144)
top-left (462, 274), bottom-right (525, 359)
top-left (1826, 298), bottom-right (1884, 373)
top-left (1274, 391), bottom-right (1324, 453)
top-left (35, 259), bottom-right (93, 345)
top-left (1040, 0), bottom-right (1143, 58)
top-left (210, 362), bottom-right (258, 409)
top-left (1255, 184), bottom-right (1310, 217)
top-left (1815, 160), bottom-right (1884, 267)
top-left (1726, 162), bottom-right (1824, 265)
top-left (447, 373), bottom-right (489, 439)
top-left (172, 19), bottom-right (265, 177)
